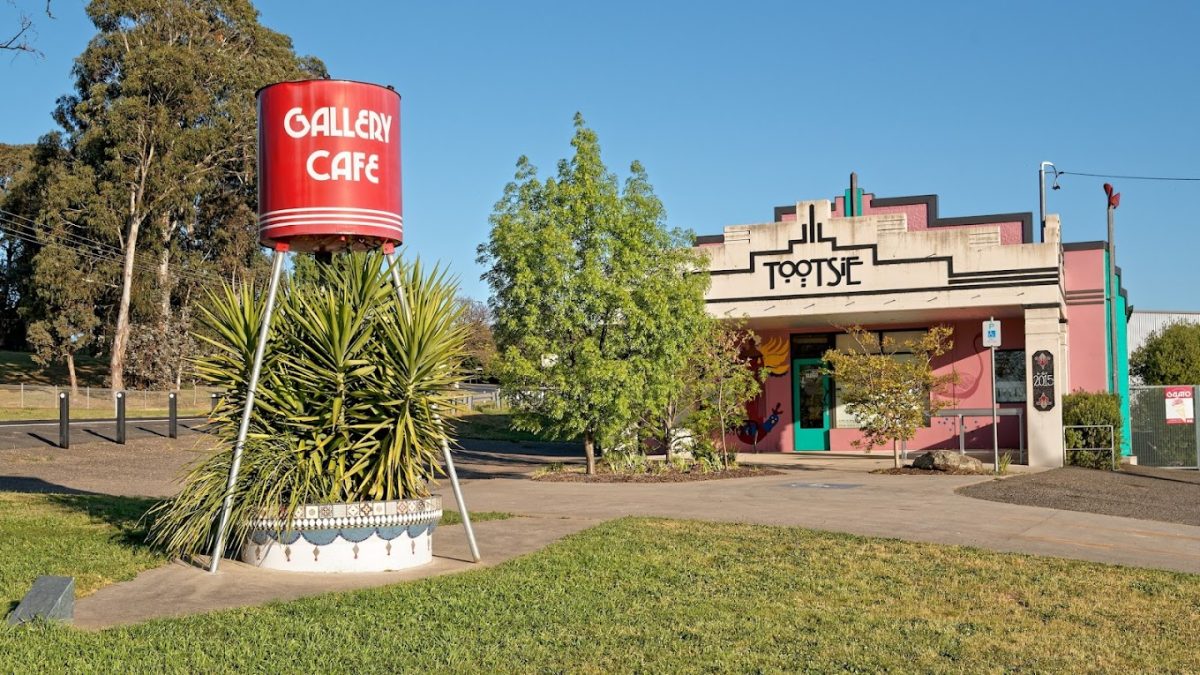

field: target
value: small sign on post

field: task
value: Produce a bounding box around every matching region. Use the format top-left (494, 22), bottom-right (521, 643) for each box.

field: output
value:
top-left (983, 319), bottom-right (1001, 472)
top-left (982, 320), bottom-right (1002, 348)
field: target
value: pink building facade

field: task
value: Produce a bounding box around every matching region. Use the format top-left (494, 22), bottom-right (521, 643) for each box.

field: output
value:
top-left (697, 180), bottom-right (1131, 467)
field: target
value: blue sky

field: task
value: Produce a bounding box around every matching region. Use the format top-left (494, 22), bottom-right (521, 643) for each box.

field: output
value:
top-left (2, 1), bottom-right (1198, 309)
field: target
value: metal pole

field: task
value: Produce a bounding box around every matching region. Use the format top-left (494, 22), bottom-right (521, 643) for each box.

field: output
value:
top-left (168, 392), bottom-right (178, 439)
top-left (115, 392), bottom-right (126, 445)
top-left (1194, 386), bottom-right (1199, 471)
top-left (383, 245), bottom-right (480, 562)
top-left (1038, 161), bottom-right (1055, 243)
top-left (1107, 203), bottom-right (1120, 395)
top-left (58, 392), bottom-right (69, 449)
top-left (1039, 163), bottom-right (1046, 243)
top-left (990, 319), bottom-right (999, 474)
top-left (439, 416), bottom-right (480, 562)
top-left (209, 247), bottom-right (287, 574)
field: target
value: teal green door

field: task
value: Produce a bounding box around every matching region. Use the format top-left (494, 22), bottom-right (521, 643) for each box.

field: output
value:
top-left (792, 359), bottom-right (831, 451)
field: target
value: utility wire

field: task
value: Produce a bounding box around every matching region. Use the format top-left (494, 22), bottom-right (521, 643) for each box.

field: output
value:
top-left (1059, 171), bottom-right (1200, 182)
top-left (0, 210), bottom-right (237, 285)
top-left (0, 216), bottom-right (231, 287)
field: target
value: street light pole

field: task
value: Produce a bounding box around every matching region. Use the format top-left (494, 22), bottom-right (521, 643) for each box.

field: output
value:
top-left (1039, 161), bottom-right (1057, 243)
top-left (1104, 184), bottom-right (1121, 396)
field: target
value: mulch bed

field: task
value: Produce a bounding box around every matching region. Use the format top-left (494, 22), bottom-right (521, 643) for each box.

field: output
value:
top-left (532, 466), bottom-right (781, 483)
top-left (873, 466), bottom-right (991, 476)
top-left (959, 465), bottom-right (1200, 527)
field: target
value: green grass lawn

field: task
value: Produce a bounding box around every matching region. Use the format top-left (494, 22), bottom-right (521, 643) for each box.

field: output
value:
top-left (450, 408), bottom-right (570, 443)
top-left (1, 494), bottom-right (1198, 672)
top-left (0, 351), bottom-right (109, 387)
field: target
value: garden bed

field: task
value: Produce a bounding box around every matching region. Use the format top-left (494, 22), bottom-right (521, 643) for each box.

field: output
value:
top-left (532, 466), bottom-right (780, 483)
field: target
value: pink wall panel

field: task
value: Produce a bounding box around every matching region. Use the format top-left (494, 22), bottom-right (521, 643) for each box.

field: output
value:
top-left (729, 321), bottom-right (1026, 454)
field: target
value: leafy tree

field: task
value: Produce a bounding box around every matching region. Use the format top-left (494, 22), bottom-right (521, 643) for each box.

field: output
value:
top-left (42, 0), bottom-right (324, 391)
top-left (23, 240), bottom-right (101, 392)
top-left (1131, 321), bottom-right (1200, 385)
top-left (478, 114), bottom-right (708, 474)
top-left (456, 297), bottom-right (497, 379)
top-left (0, 142), bottom-right (37, 348)
top-left (685, 320), bottom-right (764, 467)
top-left (823, 326), bottom-right (957, 468)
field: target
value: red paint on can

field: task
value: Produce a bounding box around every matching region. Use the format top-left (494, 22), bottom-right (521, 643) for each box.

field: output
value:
top-left (257, 80), bottom-right (402, 252)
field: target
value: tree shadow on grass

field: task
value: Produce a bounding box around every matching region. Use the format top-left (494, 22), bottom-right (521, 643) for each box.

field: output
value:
top-left (1, 477), bottom-right (160, 551)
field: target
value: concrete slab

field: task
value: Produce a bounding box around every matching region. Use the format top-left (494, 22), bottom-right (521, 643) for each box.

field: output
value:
top-left (72, 515), bottom-right (598, 630)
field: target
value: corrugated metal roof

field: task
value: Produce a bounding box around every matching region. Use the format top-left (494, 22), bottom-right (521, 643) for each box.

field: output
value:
top-left (1129, 310), bottom-right (1200, 355)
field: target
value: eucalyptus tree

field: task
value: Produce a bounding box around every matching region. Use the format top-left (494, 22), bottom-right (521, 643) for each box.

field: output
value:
top-left (478, 114), bottom-right (708, 473)
top-left (47, 0), bottom-right (324, 390)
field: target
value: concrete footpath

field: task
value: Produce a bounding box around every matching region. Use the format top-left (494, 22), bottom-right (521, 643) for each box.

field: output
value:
top-left (73, 515), bottom-right (599, 630)
top-left (4, 436), bottom-right (1198, 629)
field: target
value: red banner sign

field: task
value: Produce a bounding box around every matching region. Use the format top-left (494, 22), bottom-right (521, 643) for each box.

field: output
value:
top-left (257, 80), bottom-right (402, 253)
top-left (1165, 386), bottom-right (1195, 425)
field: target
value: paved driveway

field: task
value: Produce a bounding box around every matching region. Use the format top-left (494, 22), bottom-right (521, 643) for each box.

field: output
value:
top-left (2, 434), bottom-right (1198, 575)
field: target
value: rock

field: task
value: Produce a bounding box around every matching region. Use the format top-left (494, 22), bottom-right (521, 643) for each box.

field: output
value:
top-left (911, 450), bottom-right (985, 473)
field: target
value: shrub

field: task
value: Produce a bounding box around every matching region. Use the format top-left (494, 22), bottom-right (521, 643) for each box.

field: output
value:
top-left (147, 253), bottom-right (467, 558)
top-left (1063, 391), bottom-right (1122, 470)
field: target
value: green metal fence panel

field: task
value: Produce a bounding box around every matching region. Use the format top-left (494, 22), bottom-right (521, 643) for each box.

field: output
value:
top-left (1129, 385), bottom-right (1199, 469)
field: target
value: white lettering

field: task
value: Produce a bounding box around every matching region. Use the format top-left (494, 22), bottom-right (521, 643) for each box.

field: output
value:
top-left (281, 107), bottom-right (394, 144)
top-left (304, 150), bottom-right (380, 183)
top-left (284, 107), bottom-right (309, 138)
top-left (306, 149), bottom-right (331, 181)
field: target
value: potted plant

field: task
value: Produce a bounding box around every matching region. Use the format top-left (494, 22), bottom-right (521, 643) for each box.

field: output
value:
top-left (148, 253), bottom-right (466, 572)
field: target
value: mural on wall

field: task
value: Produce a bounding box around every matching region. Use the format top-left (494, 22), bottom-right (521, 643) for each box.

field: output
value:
top-left (737, 335), bottom-right (789, 446)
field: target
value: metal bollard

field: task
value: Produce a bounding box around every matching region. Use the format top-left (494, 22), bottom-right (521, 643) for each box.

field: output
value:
top-left (115, 392), bottom-right (126, 445)
top-left (168, 392), bottom-right (178, 439)
top-left (58, 392), bottom-right (69, 449)
top-left (210, 393), bottom-right (219, 416)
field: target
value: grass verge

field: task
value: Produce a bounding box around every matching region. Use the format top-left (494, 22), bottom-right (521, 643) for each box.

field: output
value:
top-left (449, 409), bottom-right (564, 443)
top-left (0, 493), bottom-right (163, 612)
top-left (0, 504), bottom-right (1198, 671)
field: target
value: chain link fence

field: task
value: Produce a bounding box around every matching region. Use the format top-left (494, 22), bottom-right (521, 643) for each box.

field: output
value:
top-left (1130, 385), bottom-right (1199, 469)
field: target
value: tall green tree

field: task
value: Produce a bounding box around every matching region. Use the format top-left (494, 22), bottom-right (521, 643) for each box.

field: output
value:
top-left (478, 114), bottom-right (709, 474)
top-left (44, 0), bottom-right (324, 390)
top-left (1131, 322), bottom-right (1200, 385)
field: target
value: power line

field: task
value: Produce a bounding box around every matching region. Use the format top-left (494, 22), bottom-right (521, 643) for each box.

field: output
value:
top-left (1060, 170), bottom-right (1200, 182)
top-left (0, 216), bottom-right (231, 287)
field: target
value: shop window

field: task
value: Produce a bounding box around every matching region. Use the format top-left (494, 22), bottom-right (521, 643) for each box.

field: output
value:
top-left (791, 334), bottom-right (833, 360)
top-left (995, 349), bottom-right (1026, 403)
top-left (831, 330), bottom-right (930, 429)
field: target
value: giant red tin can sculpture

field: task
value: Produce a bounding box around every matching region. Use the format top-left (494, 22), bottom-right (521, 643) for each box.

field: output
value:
top-left (257, 79), bottom-right (402, 252)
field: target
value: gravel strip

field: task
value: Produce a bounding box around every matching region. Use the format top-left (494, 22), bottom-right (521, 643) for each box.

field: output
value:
top-left (959, 466), bottom-right (1200, 526)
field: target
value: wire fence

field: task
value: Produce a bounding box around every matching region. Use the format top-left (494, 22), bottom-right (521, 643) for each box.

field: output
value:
top-left (1130, 385), bottom-right (1199, 469)
top-left (0, 384), bottom-right (221, 414)
top-left (0, 383), bottom-right (506, 420)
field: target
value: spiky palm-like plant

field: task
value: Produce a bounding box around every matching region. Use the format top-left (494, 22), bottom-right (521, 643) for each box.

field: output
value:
top-left (148, 253), bottom-right (467, 559)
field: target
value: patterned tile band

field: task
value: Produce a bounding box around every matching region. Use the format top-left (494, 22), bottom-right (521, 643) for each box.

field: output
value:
top-left (248, 496), bottom-right (442, 531)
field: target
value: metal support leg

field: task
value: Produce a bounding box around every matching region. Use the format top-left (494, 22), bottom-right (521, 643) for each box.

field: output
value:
top-left (208, 247), bottom-right (287, 573)
top-left (439, 416), bottom-right (480, 562)
top-left (384, 247), bottom-right (480, 562)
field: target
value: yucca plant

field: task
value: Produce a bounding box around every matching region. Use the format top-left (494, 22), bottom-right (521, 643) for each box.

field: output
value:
top-left (147, 252), bottom-right (467, 559)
